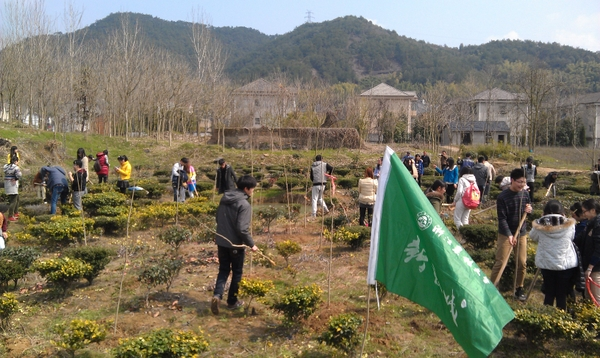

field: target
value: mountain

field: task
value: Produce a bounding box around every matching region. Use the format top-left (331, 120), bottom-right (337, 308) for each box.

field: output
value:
top-left (80, 12), bottom-right (273, 69)
top-left (62, 13), bottom-right (600, 86)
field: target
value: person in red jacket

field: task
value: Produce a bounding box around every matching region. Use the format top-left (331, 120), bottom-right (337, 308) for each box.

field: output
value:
top-left (94, 151), bottom-right (109, 183)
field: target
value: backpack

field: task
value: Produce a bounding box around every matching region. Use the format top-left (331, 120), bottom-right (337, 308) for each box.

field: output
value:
top-left (174, 169), bottom-right (188, 187)
top-left (462, 181), bottom-right (480, 209)
top-left (93, 160), bottom-right (101, 173)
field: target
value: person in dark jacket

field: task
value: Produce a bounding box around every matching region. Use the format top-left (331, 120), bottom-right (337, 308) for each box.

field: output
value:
top-left (472, 156), bottom-right (490, 203)
top-left (40, 166), bottom-right (69, 214)
top-left (490, 168), bottom-right (532, 301)
top-left (215, 159), bottom-right (237, 194)
top-left (211, 175), bottom-right (258, 315)
top-left (425, 180), bottom-right (446, 214)
top-left (580, 199), bottom-right (600, 303)
top-left (421, 151), bottom-right (431, 168)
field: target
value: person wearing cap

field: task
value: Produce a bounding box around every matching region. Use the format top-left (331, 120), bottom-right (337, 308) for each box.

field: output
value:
top-left (216, 159), bottom-right (237, 194)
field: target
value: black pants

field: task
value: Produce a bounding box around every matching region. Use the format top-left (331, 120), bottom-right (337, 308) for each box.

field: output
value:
top-left (541, 268), bottom-right (576, 310)
top-left (359, 203), bottom-right (373, 226)
top-left (527, 181), bottom-right (535, 202)
top-left (214, 246), bottom-right (245, 306)
top-left (98, 175), bottom-right (107, 184)
top-left (445, 184), bottom-right (455, 204)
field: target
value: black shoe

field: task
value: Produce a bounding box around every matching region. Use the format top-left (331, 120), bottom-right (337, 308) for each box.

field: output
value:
top-left (514, 287), bottom-right (526, 301)
top-left (227, 300), bottom-right (244, 310)
top-left (211, 296), bottom-right (220, 315)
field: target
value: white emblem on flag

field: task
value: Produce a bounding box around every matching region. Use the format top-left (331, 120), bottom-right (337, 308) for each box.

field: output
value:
top-left (416, 211), bottom-right (432, 230)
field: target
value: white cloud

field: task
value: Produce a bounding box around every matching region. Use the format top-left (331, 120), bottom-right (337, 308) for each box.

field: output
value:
top-left (366, 18), bottom-right (379, 26)
top-left (555, 30), bottom-right (600, 51)
top-left (486, 31), bottom-right (521, 42)
top-left (554, 13), bottom-right (600, 51)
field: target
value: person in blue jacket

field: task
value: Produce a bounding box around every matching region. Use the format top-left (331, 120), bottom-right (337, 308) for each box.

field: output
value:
top-left (433, 157), bottom-right (458, 203)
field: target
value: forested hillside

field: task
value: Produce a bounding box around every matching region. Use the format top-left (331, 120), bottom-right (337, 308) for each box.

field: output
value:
top-left (75, 13), bottom-right (600, 87)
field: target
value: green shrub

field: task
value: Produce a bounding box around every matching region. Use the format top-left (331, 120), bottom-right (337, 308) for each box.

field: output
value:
top-left (324, 226), bottom-right (370, 249)
top-left (133, 201), bottom-right (217, 229)
top-left (572, 301), bottom-right (600, 334)
top-left (0, 259), bottom-right (25, 290)
top-left (257, 206), bottom-right (284, 233)
top-left (63, 246), bottom-right (115, 285)
top-left (53, 319), bottom-right (106, 356)
top-left (319, 313), bottom-right (363, 353)
top-left (275, 240), bottom-right (302, 266)
top-left (158, 226), bottom-right (192, 252)
top-left (335, 167), bottom-right (351, 176)
top-left (563, 185), bottom-right (589, 194)
top-left (323, 214), bottom-right (350, 228)
top-left (239, 278), bottom-right (274, 312)
top-left (272, 284), bottom-right (322, 325)
top-left (93, 215), bottom-right (128, 234)
top-left (0, 247), bottom-right (40, 271)
top-left (195, 181), bottom-right (214, 192)
top-left (60, 204), bottom-right (81, 217)
top-left (0, 293), bottom-right (19, 329)
top-left (459, 224), bottom-right (497, 249)
top-left (133, 179), bottom-right (166, 199)
top-left (337, 177), bottom-right (357, 189)
top-left (33, 257), bottom-right (92, 295)
top-left (86, 183), bottom-right (115, 195)
top-left (114, 328), bottom-right (209, 357)
top-left (138, 258), bottom-right (183, 293)
top-left (152, 169), bottom-right (170, 176)
top-left (513, 305), bottom-right (594, 346)
top-left (83, 191), bottom-right (126, 216)
top-left (26, 216), bottom-right (95, 246)
top-left (275, 176), bottom-right (301, 190)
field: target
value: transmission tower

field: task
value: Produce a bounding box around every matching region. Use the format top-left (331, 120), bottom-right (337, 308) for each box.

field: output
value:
top-left (305, 10), bottom-right (314, 23)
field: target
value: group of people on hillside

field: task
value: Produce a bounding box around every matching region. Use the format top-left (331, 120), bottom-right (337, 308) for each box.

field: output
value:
top-left (487, 167), bottom-right (599, 310)
top-left (428, 152), bottom-right (496, 230)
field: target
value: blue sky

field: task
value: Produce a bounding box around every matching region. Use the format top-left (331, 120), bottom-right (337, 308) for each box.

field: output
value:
top-left (2, 0), bottom-right (600, 51)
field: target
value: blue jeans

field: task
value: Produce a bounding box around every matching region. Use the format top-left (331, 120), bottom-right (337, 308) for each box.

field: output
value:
top-left (213, 246), bottom-right (245, 306)
top-left (50, 184), bottom-right (68, 214)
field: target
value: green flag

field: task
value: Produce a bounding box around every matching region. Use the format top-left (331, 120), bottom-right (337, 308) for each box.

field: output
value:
top-left (367, 147), bottom-right (514, 358)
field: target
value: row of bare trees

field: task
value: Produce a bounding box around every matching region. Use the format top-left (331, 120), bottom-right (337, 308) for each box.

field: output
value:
top-left (0, 1), bottom-right (595, 152)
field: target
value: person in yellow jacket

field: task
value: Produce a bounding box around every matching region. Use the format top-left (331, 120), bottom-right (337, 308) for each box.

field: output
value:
top-left (114, 155), bottom-right (131, 193)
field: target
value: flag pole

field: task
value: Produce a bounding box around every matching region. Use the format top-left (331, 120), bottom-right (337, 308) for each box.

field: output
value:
top-left (360, 284), bottom-right (372, 357)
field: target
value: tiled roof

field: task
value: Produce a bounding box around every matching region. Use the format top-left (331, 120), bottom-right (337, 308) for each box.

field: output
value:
top-left (561, 92), bottom-right (600, 106)
top-left (360, 83), bottom-right (417, 98)
top-left (471, 88), bottom-right (525, 101)
top-left (449, 121), bottom-right (510, 132)
top-left (234, 78), bottom-right (297, 94)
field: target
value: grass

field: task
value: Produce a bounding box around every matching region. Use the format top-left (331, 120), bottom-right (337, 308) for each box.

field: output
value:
top-left (2, 123), bottom-right (600, 356)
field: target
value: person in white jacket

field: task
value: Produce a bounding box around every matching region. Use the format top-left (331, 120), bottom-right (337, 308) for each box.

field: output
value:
top-left (529, 200), bottom-right (578, 310)
top-left (452, 167), bottom-right (477, 229)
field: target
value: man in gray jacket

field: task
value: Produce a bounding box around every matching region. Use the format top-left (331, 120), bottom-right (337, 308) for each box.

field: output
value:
top-left (211, 175), bottom-right (258, 314)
